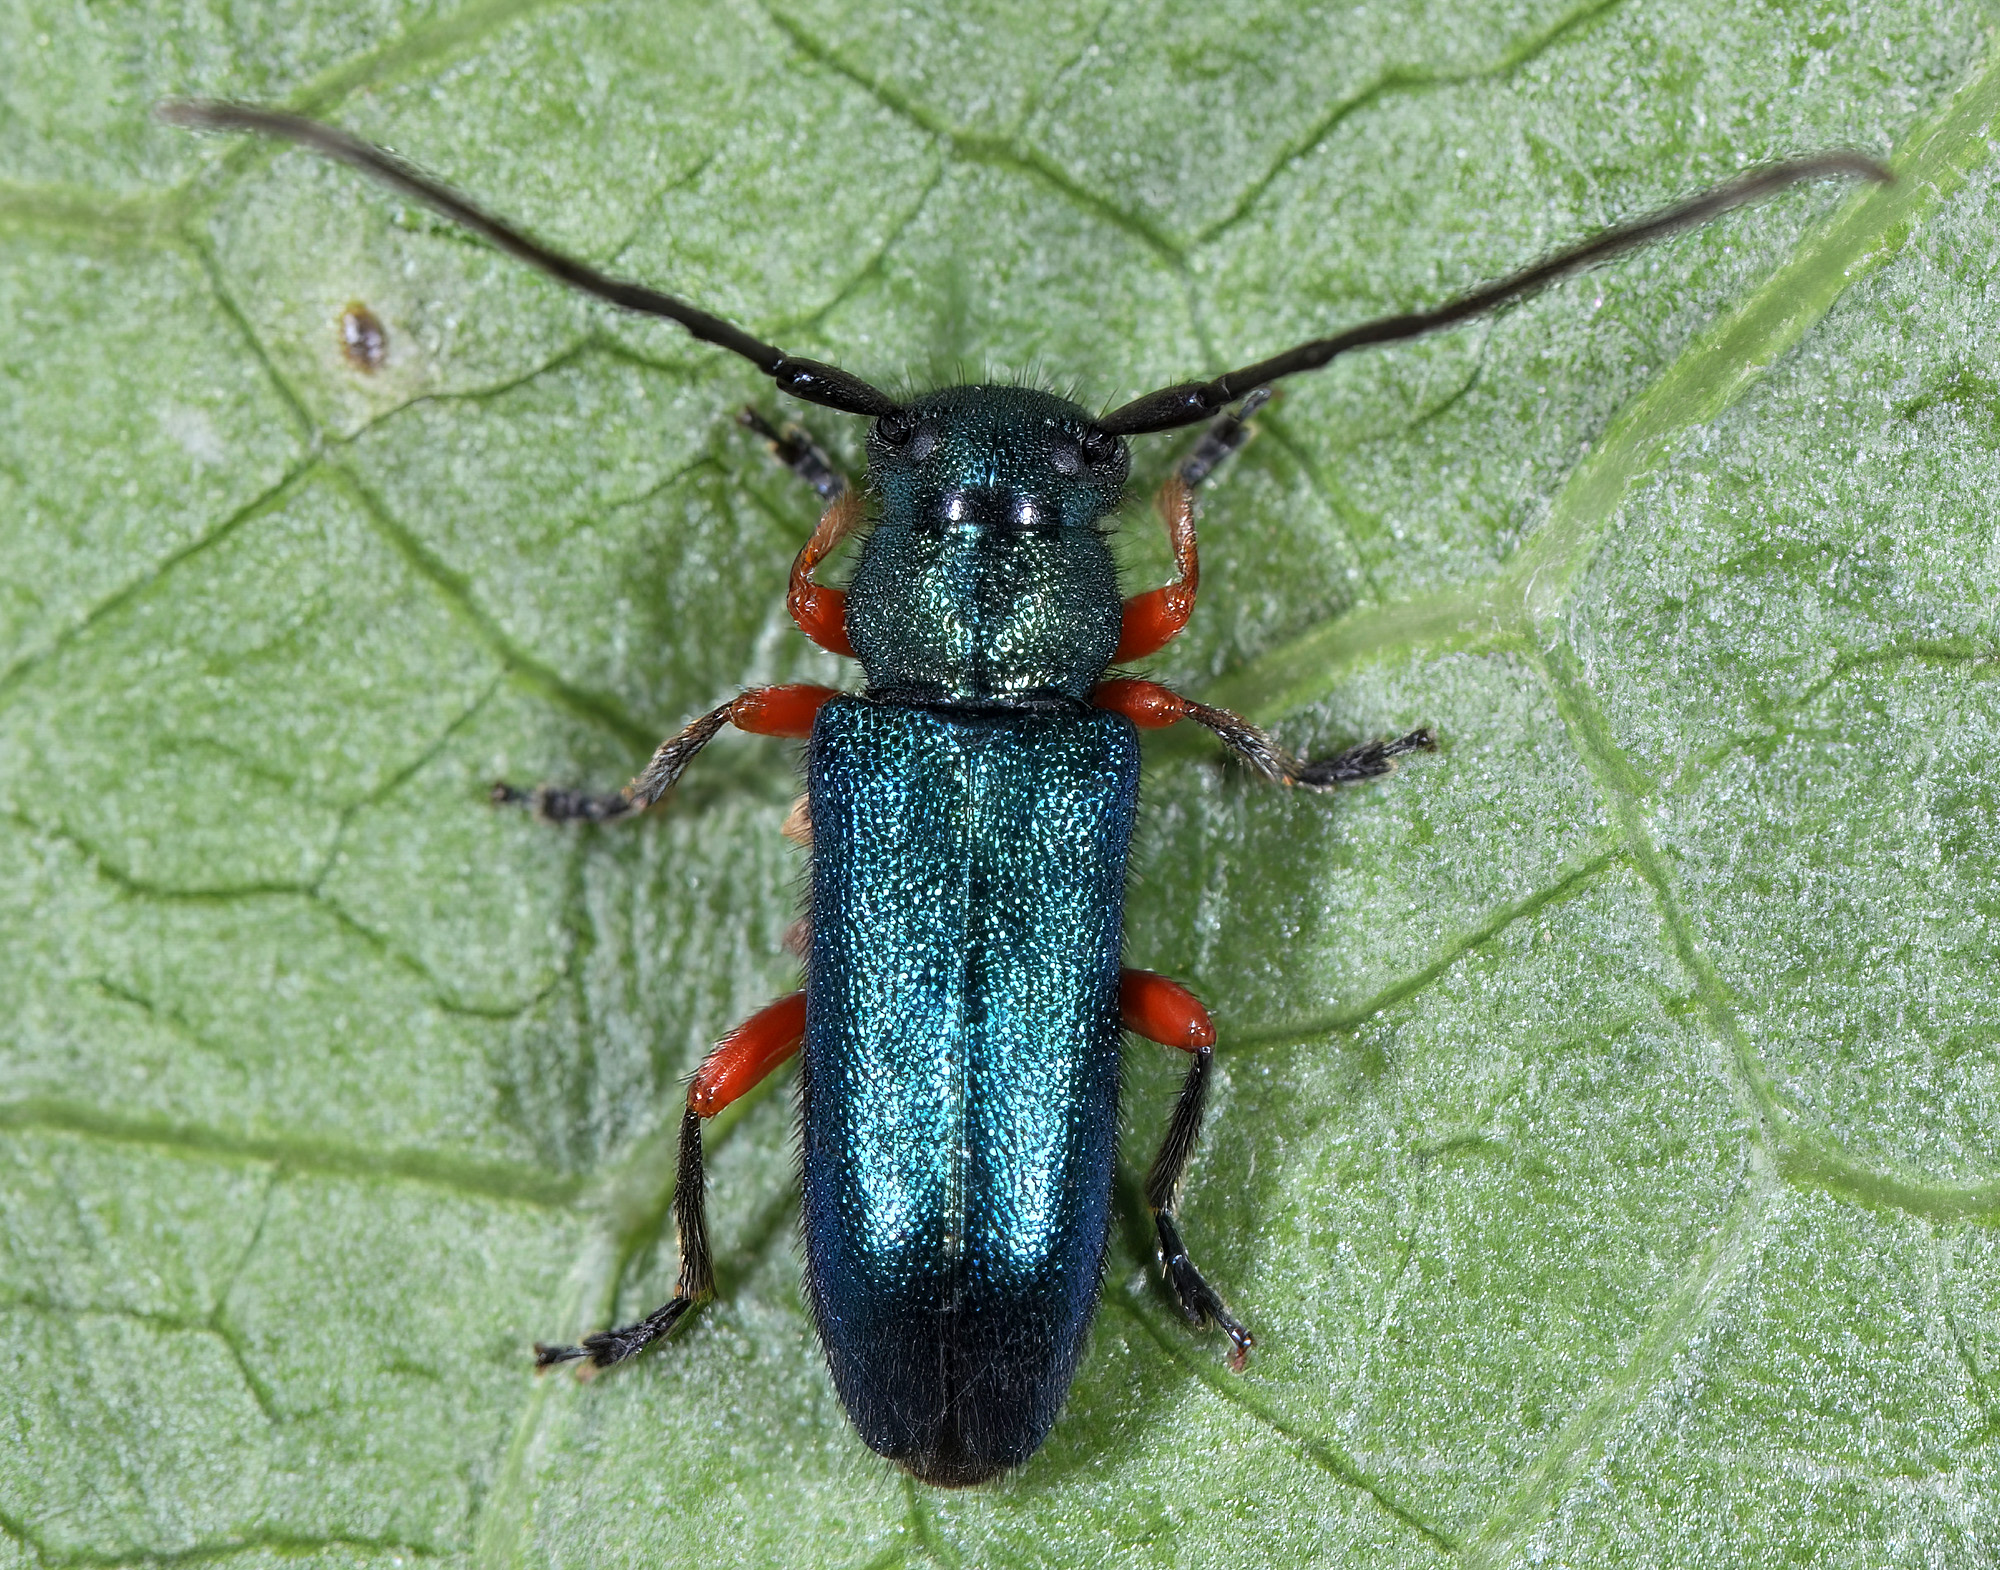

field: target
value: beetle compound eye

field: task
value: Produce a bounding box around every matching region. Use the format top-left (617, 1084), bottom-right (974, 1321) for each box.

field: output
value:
top-left (875, 409), bottom-right (918, 447)
top-left (1049, 436), bottom-right (1082, 476)
top-left (875, 410), bottom-right (937, 461)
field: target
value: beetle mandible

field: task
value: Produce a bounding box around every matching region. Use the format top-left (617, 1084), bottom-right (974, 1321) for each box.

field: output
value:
top-left (162, 100), bottom-right (1885, 1487)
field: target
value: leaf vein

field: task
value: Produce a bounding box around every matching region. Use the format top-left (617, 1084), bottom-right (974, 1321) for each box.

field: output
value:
top-left (1194, 0), bottom-right (1631, 249)
top-left (0, 461), bottom-right (318, 716)
top-left (750, 0), bottom-right (1186, 266)
top-left (0, 1100), bottom-right (582, 1209)
top-left (1229, 839), bottom-right (1626, 1050)
top-left (1109, 1294), bottom-right (1460, 1553)
top-left (1461, 1172), bottom-right (1772, 1566)
top-left (1536, 645), bottom-right (2000, 1228)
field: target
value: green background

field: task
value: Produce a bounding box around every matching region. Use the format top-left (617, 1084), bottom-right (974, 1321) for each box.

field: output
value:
top-left (3, 0), bottom-right (1998, 1564)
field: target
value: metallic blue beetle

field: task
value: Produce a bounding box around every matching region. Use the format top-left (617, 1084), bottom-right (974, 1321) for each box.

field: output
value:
top-left (164, 100), bottom-right (1882, 1486)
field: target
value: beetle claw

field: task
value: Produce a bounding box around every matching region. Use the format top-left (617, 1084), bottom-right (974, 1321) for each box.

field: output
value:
top-left (1156, 1212), bottom-right (1254, 1369)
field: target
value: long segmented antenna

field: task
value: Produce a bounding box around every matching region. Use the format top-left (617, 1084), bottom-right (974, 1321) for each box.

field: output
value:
top-left (157, 100), bottom-right (903, 419)
top-left (1098, 152), bottom-right (1892, 436)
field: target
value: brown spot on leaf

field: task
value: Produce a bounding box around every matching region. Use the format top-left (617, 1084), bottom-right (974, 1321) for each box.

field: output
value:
top-left (340, 301), bottom-right (387, 372)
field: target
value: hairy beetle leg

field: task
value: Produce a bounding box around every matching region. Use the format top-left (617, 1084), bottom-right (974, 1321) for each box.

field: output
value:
top-left (494, 683), bottom-right (839, 824)
top-left (1115, 390), bottom-right (1272, 662)
top-left (1094, 677), bottom-right (1434, 790)
top-left (1141, 1030), bottom-right (1255, 1370)
top-left (740, 405), bottom-right (862, 657)
top-left (1120, 969), bottom-right (1252, 1369)
top-left (788, 490), bottom-right (864, 658)
top-left (534, 1106), bottom-right (713, 1372)
top-left (537, 992), bottom-right (808, 1373)
top-left (687, 990), bottom-right (808, 1118)
top-left (1114, 473), bottom-right (1198, 662)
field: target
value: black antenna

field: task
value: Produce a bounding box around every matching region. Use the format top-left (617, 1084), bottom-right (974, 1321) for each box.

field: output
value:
top-left (157, 100), bottom-right (903, 419)
top-left (1099, 152), bottom-right (1892, 437)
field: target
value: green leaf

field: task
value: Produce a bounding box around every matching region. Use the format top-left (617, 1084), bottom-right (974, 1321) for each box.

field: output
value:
top-left (3, 1), bottom-right (1996, 1565)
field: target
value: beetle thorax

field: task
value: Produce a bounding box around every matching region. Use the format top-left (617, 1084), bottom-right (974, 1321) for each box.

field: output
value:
top-left (845, 510), bottom-right (1119, 703)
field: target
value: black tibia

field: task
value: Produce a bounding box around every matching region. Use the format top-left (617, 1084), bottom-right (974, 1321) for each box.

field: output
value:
top-left (1184, 697), bottom-right (1436, 791)
top-left (740, 407), bottom-right (848, 502)
top-left (535, 1109), bottom-right (715, 1371)
top-left (1177, 387), bottom-right (1273, 490)
top-left (492, 701), bottom-right (735, 823)
top-left (1144, 1045), bottom-right (1253, 1371)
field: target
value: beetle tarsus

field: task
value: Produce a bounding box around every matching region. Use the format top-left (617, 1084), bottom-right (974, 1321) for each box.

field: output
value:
top-left (1184, 702), bottom-right (1435, 790)
top-left (581, 1298), bottom-right (699, 1366)
top-left (1294, 725), bottom-right (1437, 789)
top-left (740, 406), bottom-right (849, 501)
top-left (492, 780), bottom-right (643, 822)
top-left (1177, 385), bottom-right (1273, 490)
top-left (1155, 1212), bottom-right (1255, 1371)
top-left (529, 1296), bottom-right (700, 1373)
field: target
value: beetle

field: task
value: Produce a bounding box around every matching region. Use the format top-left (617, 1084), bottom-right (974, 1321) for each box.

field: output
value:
top-left (162, 100), bottom-right (1884, 1487)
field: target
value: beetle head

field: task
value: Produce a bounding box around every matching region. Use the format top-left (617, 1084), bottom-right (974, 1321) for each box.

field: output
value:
top-left (867, 386), bottom-right (1129, 533)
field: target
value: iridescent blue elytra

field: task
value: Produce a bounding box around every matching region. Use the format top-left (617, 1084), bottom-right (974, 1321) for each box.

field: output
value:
top-left (804, 702), bottom-right (1137, 1483)
top-left (802, 388), bottom-right (1137, 1484)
